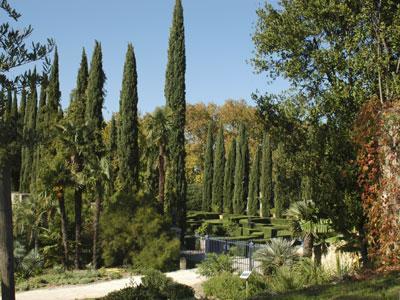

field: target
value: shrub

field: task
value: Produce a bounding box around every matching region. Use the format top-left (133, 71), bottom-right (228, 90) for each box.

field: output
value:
top-left (101, 193), bottom-right (180, 271)
top-left (203, 272), bottom-right (246, 300)
top-left (101, 269), bottom-right (195, 300)
top-left (223, 220), bottom-right (241, 237)
top-left (14, 241), bottom-right (44, 279)
top-left (203, 272), bottom-right (266, 300)
top-left (195, 222), bottom-right (212, 236)
top-left (197, 253), bottom-right (235, 277)
top-left (254, 238), bottom-right (299, 275)
top-left (267, 258), bottom-right (332, 293)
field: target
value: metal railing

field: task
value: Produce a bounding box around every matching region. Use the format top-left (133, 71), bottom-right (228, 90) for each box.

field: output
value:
top-left (183, 235), bottom-right (267, 273)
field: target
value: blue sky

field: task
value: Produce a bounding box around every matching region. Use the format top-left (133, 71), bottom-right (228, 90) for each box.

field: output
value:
top-left (13, 0), bottom-right (287, 119)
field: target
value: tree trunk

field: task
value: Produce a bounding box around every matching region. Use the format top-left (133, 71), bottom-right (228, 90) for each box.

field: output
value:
top-left (74, 188), bottom-right (82, 269)
top-left (92, 185), bottom-right (101, 269)
top-left (313, 244), bottom-right (322, 266)
top-left (0, 165), bottom-right (15, 300)
top-left (303, 234), bottom-right (314, 258)
top-left (158, 144), bottom-right (166, 210)
top-left (56, 186), bottom-right (69, 268)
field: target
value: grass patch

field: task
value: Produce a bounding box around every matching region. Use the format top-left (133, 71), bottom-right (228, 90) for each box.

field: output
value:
top-left (16, 267), bottom-right (126, 291)
top-left (252, 271), bottom-right (400, 300)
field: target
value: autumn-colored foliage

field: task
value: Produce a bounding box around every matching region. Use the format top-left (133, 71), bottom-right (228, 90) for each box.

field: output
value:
top-left (354, 98), bottom-right (400, 266)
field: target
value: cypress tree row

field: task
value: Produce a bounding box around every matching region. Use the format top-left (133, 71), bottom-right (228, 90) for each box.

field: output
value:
top-left (260, 133), bottom-right (272, 217)
top-left (233, 124), bottom-right (249, 214)
top-left (164, 0), bottom-right (187, 233)
top-left (202, 121), bottom-right (214, 212)
top-left (211, 125), bottom-right (225, 213)
top-left (223, 139), bottom-right (236, 214)
top-left (248, 146), bottom-right (261, 216)
top-left (117, 44), bottom-right (139, 194)
top-left (19, 78), bottom-right (38, 192)
top-left (85, 41), bottom-right (106, 269)
top-left (68, 49), bottom-right (88, 270)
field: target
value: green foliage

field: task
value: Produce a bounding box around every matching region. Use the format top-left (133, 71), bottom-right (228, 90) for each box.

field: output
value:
top-left (223, 139), bottom-right (236, 213)
top-left (197, 253), bottom-right (235, 277)
top-left (233, 124), bottom-right (249, 214)
top-left (20, 78), bottom-right (38, 192)
top-left (254, 238), bottom-right (299, 275)
top-left (101, 193), bottom-right (180, 271)
top-left (16, 267), bottom-right (123, 292)
top-left (117, 44), bottom-right (139, 193)
top-left (101, 269), bottom-right (194, 300)
top-left (248, 146), bottom-right (261, 215)
top-left (202, 121), bottom-right (214, 211)
top-left (13, 241), bottom-right (43, 279)
top-left (211, 125), bottom-right (225, 213)
top-left (260, 133), bottom-right (272, 217)
top-left (203, 272), bottom-right (266, 300)
top-left (187, 183), bottom-right (202, 211)
top-left (203, 272), bottom-right (246, 300)
top-left (266, 259), bottom-right (331, 294)
top-left (164, 0), bottom-right (187, 231)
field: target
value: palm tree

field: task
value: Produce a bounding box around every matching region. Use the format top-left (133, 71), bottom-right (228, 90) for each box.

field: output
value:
top-left (145, 107), bottom-right (170, 210)
top-left (285, 200), bottom-right (331, 264)
top-left (254, 238), bottom-right (299, 275)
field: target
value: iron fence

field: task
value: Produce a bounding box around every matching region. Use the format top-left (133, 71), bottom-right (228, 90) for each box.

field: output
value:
top-left (182, 235), bottom-right (267, 273)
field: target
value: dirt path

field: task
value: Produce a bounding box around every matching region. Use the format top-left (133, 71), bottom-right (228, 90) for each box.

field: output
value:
top-left (12, 269), bottom-right (206, 300)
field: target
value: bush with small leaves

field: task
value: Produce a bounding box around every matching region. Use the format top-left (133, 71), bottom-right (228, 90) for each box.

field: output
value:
top-left (197, 253), bottom-right (235, 277)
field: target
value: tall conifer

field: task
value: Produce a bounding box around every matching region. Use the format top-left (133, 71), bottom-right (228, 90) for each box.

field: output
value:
top-left (117, 44), bottom-right (139, 193)
top-left (202, 122), bottom-right (214, 211)
top-left (108, 115), bottom-right (118, 196)
top-left (10, 90), bottom-right (19, 191)
top-left (248, 146), bottom-right (261, 215)
top-left (223, 139), bottom-right (236, 214)
top-left (164, 0), bottom-right (187, 233)
top-left (68, 49), bottom-right (88, 270)
top-left (85, 41), bottom-right (105, 269)
top-left (233, 124), bottom-right (249, 214)
top-left (260, 133), bottom-right (272, 217)
top-left (274, 143), bottom-right (285, 218)
top-left (19, 79), bottom-right (37, 192)
top-left (211, 125), bottom-right (225, 213)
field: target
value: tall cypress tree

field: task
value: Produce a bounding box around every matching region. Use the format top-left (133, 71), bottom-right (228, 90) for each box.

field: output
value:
top-left (4, 89), bottom-right (12, 122)
top-left (260, 133), bottom-right (272, 217)
top-left (31, 74), bottom-right (48, 194)
top-left (10, 90), bottom-right (19, 191)
top-left (233, 124), bottom-right (249, 214)
top-left (68, 49), bottom-right (88, 270)
top-left (19, 79), bottom-right (37, 192)
top-left (274, 143), bottom-right (285, 218)
top-left (69, 49), bottom-right (88, 127)
top-left (108, 115), bottom-right (118, 196)
top-left (202, 121), bottom-right (214, 212)
top-left (164, 0), bottom-right (187, 234)
top-left (47, 48), bottom-right (61, 125)
top-left (117, 44), bottom-right (139, 193)
top-left (19, 86), bottom-right (26, 126)
top-left (211, 125), bottom-right (225, 213)
top-left (85, 41), bottom-right (106, 269)
top-left (248, 146), bottom-right (261, 216)
top-left (223, 139), bottom-right (236, 214)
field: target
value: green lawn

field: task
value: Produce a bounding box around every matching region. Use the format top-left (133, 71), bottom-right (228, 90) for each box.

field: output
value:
top-left (16, 268), bottom-right (126, 291)
top-left (252, 272), bottom-right (400, 300)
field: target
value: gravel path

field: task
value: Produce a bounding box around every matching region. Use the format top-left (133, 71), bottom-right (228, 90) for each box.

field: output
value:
top-left (11, 269), bottom-right (206, 300)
